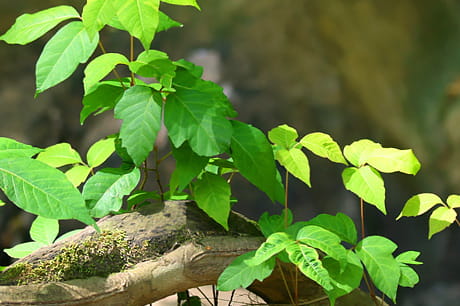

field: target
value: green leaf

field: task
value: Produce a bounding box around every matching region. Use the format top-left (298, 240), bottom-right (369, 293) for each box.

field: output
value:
top-left (268, 124), bottom-right (298, 149)
top-left (65, 165), bottom-right (92, 187)
top-left (364, 148), bottom-right (421, 175)
top-left (114, 86), bottom-right (162, 166)
top-left (158, 11), bottom-right (183, 32)
top-left (83, 168), bottom-right (140, 218)
top-left (165, 77), bottom-right (235, 156)
top-left (117, 0), bottom-right (160, 50)
top-left (129, 50), bottom-right (176, 88)
top-left (217, 251), bottom-right (275, 291)
top-left (322, 251), bottom-right (363, 305)
top-left (297, 225), bottom-right (348, 264)
top-left (170, 142), bottom-right (209, 192)
top-left (246, 232), bottom-right (294, 266)
top-left (300, 132), bottom-right (348, 165)
top-left (36, 143), bottom-right (82, 168)
top-left (355, 236), bottom-right (400, 302)
top-left (343, 139), bottom-right (382, 167)
top-left (258, 210), bottom-right (293, 238)
top-left (80, 81), bottom-right (125, 124)
top-left (193, 172), bottom-right (231, 230)
top-left (4, 241), bottom-right (45, 259)
top-left (127, 190), bottom-right (160, 209)
top-left (0, 157), bottom-right (94, 225)
top-left (275, 147), bottom-right (311, 187)
top-left (447, 194), bottom-right (460, 209)
top-left (82, 0), bottom-right (116, 35)
top-left (83, 53), bottom-right (129, 93)
top-left (342, 166), bottom-right (386, 214)
top-left (0, 5), bottom-right (80, 45)
top-left (0, 137), bottom-right (41, 159)
top-left (398, 264), bottom-right (420, 288)
top-left (36, 21), bottom-right (99, 94)
top-left (397, 193), bottom-right (444, 220)
top-left (285, 243), bottom-right (333, 291)
top-left (306, 213), bottom-right (357, 245)
top-left (87, 137), bottom-right (116, 168)
top-left (30, 216), bottom-right (59, 245)
top-left (161, 0), bottom-right (201, 10)
top-left (55, 229), bottom-right (83, 242)
top-left (395, 251), bottom-right (422, 265)
top-left (230, 121), bottom-right (285, 203)
top-left (428, 206), bottom-right (457, 239)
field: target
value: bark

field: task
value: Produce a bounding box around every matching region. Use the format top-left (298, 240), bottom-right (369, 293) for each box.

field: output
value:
top-left (0, 201), bottom-right (383, 305)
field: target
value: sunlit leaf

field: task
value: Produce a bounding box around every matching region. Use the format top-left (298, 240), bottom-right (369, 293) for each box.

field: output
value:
top-left (193, 172), bottom-right (231, 230)
top-left (343, 139), bottom-right (381, 167)
top-left (114, 86), bottom-right (162, 166)
top-left (395, 251), bottom-right (423, 265)
top-left (0, 5), bottom-right (80, 45)
top-left (230, 121), bottom-right (285, 203)
top-left (157, 11), bottom-right (183, 32)
top-left (268, 124), bottom-right (298, 149)
top-left (30, 216), bottom-right (59, 245)
top-left (87, 137), bottom-right (116, 168)
top-left (36, 143), bottom-right (82, 168)
top-left (300, 132), bottom-right (347, 165)
top-left (0, 157), bottom-right (94, 225)
top-left (65, 165), bottom-right (91, 187)
top-left (428, 206), bottom-right (457, 239)
top-left (398, 264), bottom-right (420, 288)
top-left (82, 0), bottom-right (116, 35)
top-left (446, 194), bottom-right (460, 209)
top-left (342, 166), bottom-right (386, 214)
top-left (364, 148), bottom-right (421, 175)
top-left (4, 241), bottom-right (45, 259)
top-left (83, 53), bottom-right (129, 93)
top-left (397, 193), bottom-right (444, 220)
top-left (217, 251), bottom-right (275, 291)
top-left (355, 236), bottom-right (400, 302)
top-left (275, 147), bottom-right (311, 187)
top-left (297, 225), bottom-right (347, 263)
top-left (160, 0), bottom-right (201, 10)
top-left (36, 21), bottom-right (99, 94)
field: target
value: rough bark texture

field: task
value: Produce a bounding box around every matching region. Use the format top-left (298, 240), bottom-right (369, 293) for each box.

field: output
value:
top-left (0, 201), bottom-right (383, 305)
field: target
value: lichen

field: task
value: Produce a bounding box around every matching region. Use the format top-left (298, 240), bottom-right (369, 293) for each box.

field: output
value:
top-left (0, 228), bottom-right (199, 286)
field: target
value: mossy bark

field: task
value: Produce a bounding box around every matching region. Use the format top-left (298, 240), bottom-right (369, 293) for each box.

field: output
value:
top-left (0, 201), bottom-right (384, 305)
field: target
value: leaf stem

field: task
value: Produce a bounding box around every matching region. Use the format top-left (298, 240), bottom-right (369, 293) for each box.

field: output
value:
top-left (130, 35), bottom-right (135, 86)
top-left (97, 41), bottom-right (126, 90)
top-left (455, 218), bottom-right (460, 227)
top-left (139, 160), bottom-right (149, 190)
top-left (154, 146), bottom-right (165, 202)
top-left (360, 197), bottom-right (366, 240)
top-left (278, 262), bottom-right (296, 305)
top-left (284, 171), bottom-right (290, 229)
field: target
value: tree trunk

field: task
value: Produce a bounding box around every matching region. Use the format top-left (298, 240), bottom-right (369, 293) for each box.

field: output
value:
top-left (0, 201), bottom-right (383, 305)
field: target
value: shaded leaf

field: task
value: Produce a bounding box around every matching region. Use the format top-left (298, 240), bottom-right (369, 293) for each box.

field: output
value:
top-left (231, 121), bottom-right (284, 203)
top-left (36, 21), bottom-right (99, 94)
top-left (342, 166), bottom-right (386, 214)
top-left (246, 232), bottom-right (294, 266)
top-left (170, 142), bottom-right (209, 192)
top-left (297, 225), bottom-right (348, 263)
top-left (285, 243), bottom-right (333, 290)
top-left (0, 137), bottom-right (41, 159)
top-left (83, 168), bottom-right (140, 218)
top-left (114, 86), bottom-right (162, 166)
top-left (30, 216), bottom-right (59, 245)
top-left (0, 157), bottom-right (93, 225)
top-left (80, 81), bottom-right (125, 124)
top-left (428, 206), bottom-right (457, 239)
top-left (305, 213), bottom-right (357, 245)
top-left (193, 172), bottom-right (231, 230)
top-left (258, 210), bottom-right (293, 238)
top-left (217, 251), bottom-right (275, 291)
top-left (0, 5), bottom-right (80, 45)
top-left (300, 132), bottom-right (347, 165)
top-left (398, 264), bottom-right (419, 288)
top-left (355, 236), bottom-right (400, 302)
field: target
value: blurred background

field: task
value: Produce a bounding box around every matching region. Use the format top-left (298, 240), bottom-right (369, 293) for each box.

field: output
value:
top-left (1, 1), bottom-right (460, 305)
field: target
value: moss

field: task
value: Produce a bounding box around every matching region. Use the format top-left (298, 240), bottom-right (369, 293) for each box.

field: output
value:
top-left (0, 227), bottom-right (204, 286)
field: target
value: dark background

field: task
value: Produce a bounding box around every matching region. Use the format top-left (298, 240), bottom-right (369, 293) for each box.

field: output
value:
top-left (1, 1), bottom-right (460, 305)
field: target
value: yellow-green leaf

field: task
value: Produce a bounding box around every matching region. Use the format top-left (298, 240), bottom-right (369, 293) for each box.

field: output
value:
top-left (397, 193), bottom-right (444, 220)
top-left (275, 148), bottom-right (311, 187)
top-left (428, 206), bottom-right (457, 239)
top-left (300, 132), bottom-right (347, 165)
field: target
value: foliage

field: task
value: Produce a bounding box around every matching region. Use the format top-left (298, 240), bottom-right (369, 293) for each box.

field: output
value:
top-left (0, 1), bottom-right (458, 305)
